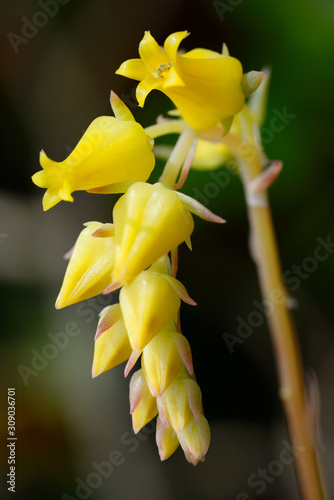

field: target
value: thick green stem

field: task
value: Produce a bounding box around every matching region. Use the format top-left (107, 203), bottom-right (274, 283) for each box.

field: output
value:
top-left (223, 133), bottom-right (326, 500)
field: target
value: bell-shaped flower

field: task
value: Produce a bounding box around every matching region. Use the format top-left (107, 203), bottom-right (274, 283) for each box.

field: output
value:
top-left (112, 182), bottom-right (194, 284)
top-left (32, 92), bottom-right (155, 210)
top-left (157, 372), bottom-right (202, 434)
top-left (129, 369), bottom-right (158, 433)
top-left (141, 330), bottom-right (193, 397)
top-left (56, 221), bottom-right (114, 309)
top-left (119, 258), bottom-right (196, 351)
top-left (116, 31), bottom-right (263, 131)
top-left (92, 304), bottom-right (132, 378)
top-left (156, 416), bottom-right (179, 461)
top-left (177, 414), bottom-right (210, 465)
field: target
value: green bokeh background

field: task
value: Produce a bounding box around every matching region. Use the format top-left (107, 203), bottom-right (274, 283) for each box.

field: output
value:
top-left (1, 1), bottom-right (334, 499)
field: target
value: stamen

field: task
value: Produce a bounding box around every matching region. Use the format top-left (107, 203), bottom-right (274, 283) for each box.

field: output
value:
top-left (154, 62), bottom-right (173, 78)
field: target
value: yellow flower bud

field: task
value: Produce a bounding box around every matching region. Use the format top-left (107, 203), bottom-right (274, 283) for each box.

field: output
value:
top-left (55, 222), bottom-right (114, 309)
top-left (120, 271), bottom-right (180, 351)
top-left (141, 330), bottom-right (193, 397)
top-left (129, 369), bottom-right (158, 434)
top-left (116, 31), bottom-right (263, 130)
top-left (92, 304), bottom-right (132, 378)
top-left (156, 416), bottom-right (179, 461)
top-left (32, 93), bottom-right (155, 210)
top-left (157, 373), bottom-right (202, 434)
top-left (120, 261), bottom-right (195, 351)
top-left (177, 414), bottom-right (210, 465)
top-left (112, 182), bottom-right (194, 283)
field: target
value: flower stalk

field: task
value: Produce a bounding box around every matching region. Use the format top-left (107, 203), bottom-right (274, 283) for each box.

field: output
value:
top-left (223, 131), bottom-right (326, 500)
top-left (159, 127), bottom-right (198, 187)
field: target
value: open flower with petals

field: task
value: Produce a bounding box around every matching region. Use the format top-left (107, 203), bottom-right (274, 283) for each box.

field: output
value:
top-left (116, 31), bottom-right (263, 130)
top-left (56, 221), bottom-right (115, 309)
top-left (32, 93), bottom-right (155, 210)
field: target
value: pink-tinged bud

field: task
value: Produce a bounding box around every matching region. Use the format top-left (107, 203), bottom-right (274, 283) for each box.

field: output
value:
top-left (92, 304), bottom-right (132, 378)
top-left (177, 414), bottom-right (210, 465)
top-left (157, 373), bottom-right (202, 433)
top-left (112, 182), bottom-right (194, 283)
top-left (56, 222), bottom-right (114, 309)
top-left (141, 331), bottom-right (193, 397)
top-left (129, 369), bottom-right (158, 434)
top-left (156, 416), bottom-right (179, 461)
top-left (119, 269), bottom-right (183, 352)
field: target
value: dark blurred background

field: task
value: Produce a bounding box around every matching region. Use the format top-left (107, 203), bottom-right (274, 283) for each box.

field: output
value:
top-left (1, 0), bottom-right (334, 499)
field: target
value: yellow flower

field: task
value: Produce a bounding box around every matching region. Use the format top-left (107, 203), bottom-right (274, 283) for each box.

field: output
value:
top-left (157, 373), bottom-right (202, 434)
top-left (177, 414), bottom-right (210, 465)
top-left (129, 369), bottom-right (158, 433)
top-left (141, 330), bottom-right (193, 397)
top-left (116, 31), bottom-right (263, 130)
top-left (55, 222), bottom-right (114, 309)
top-left (92, 304), bottom-right (132, 378)
top-left (32, 93), bottom-right (155, 210)
top-left (112, 182), bottom-right (194, 284)
top-left (192, 139), bottom-right (231, 170)
top-left (156, 416), bottom-right (179, 461)
top-left (119, 256), bottom-right (195, 351)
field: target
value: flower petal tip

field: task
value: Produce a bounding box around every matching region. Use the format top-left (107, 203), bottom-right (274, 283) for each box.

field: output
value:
top-left (102, 281), bottom-right (122, 295)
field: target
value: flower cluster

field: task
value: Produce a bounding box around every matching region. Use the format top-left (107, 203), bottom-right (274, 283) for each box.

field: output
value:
top-left (55, 180), bottom-right (218, 464)
top-left (32, 30), bottom-right (263, 464)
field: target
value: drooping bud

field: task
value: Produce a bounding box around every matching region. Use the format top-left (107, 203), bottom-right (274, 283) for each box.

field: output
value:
top-left (129, 369), bottom-right (158, 433)
top-left (92, 304), bottom-right (132, 377)
top-left (157, 373), bottom-right (202, 433)
top-left (120, 262), bottom-right (195, 351)
top-left (112, 182), bottom-right (194, 283)
top-left (156, 416), bottom-right (179, 461)
top-left (56, 222), bottom-right (114, 309)
top-left (141, 330), bottom-right (193, 397)
top-left (177, 414), bottom-right (211, 465)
